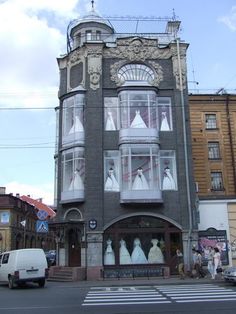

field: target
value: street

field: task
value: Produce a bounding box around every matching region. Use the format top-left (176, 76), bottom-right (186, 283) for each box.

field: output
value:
top-left (0, 281), bottom-right (236, 314)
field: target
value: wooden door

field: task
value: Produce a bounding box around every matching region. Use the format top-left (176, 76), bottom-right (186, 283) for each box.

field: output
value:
top-left (68, 229), bottom-right (81, 267)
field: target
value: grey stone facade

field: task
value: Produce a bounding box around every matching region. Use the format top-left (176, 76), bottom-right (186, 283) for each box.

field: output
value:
top-left (54, 9), bottom-right (198, 279)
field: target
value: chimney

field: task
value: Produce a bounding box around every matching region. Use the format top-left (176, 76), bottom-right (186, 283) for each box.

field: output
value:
top-left (16, 193), bottom-right (20, 198)
top-left (0, 187), bottom-right (6, 194)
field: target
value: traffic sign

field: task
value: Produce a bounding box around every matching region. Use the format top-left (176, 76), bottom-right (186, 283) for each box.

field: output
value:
top-left (37, 210), bottom-right (48, 221)
top-left (36, 220), bottom-right (48, 233)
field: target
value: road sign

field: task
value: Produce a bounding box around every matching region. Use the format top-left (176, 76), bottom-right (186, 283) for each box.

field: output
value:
top-left (37, 210), bottom-right (48, 221)
top-left (36, 220), bottom-right (48, 233)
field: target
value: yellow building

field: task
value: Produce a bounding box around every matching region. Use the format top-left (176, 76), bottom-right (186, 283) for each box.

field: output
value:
top-left (0, 187), bottom-right (55, 253)
top-left (189, 93), bottom-right (236, 265)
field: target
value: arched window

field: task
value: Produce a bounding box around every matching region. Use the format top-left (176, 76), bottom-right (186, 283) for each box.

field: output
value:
top-left (118, 64), bottom-right (155, 85)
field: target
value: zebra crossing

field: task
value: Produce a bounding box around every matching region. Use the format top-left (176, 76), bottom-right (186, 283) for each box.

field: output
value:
top-left (82, 284), bottom-right (236, 306)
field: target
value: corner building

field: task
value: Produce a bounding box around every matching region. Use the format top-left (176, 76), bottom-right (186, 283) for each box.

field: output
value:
top-left (54, 9), bottom-right (198, 280)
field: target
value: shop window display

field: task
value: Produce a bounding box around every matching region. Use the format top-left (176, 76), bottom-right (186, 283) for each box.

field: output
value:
top-left (104, 151), bottom-right (120, 192)
top-left (103, 216), bottom-right (182, 266)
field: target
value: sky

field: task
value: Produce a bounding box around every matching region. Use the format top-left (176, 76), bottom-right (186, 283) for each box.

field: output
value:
top-left (0, 0), bottom-right (236, 205)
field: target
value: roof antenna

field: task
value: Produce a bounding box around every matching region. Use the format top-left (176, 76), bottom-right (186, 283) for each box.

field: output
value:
top-left (172, 8), bottom-right (176, 21)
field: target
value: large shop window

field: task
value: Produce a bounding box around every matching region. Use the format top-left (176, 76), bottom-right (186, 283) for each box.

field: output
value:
top-left (119, 90), bottom-right (157, 129)
top-left (61, 147), bottom-right (85, 201)
top-left (120, 144), bottom-right (162, 202)
top-left (103, 216), bottom-right (182, 268)
top-left (104, 151), bottom-right (120, 192)
top-left (62, 94), bottom-right (84, 146)
top-left (160, 151), bottom-right (177, 190)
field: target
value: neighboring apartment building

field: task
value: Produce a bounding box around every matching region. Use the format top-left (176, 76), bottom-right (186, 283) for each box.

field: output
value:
top-left (0, 187), bottom-right (55, 252)
top-left (52, 7), bottom-right (198, 280)
top-left (189, 93), bottom-right (236, 265)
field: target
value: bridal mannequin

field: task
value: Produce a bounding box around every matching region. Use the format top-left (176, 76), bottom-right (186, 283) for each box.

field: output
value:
top-left (69, 169), bottom-right (84, 190)
top-left (105, 168), bottom-right (119, 191)
top-left (119, 239), bottom-right (131, 264)
top-left (105, 111), bottom-right (116, 130)
top-left (148, 239), bottom-right (164, 263)
top-left (130, 110), bottom-right (147, 128)
top-left (160, 111), bottom-right (170, 131)
top-left (104, 239), bottom-right (115, 265)
top-left (69, 116), bottom-right (84, 134)
top-left (131, 238), bottom-right (148, 264)
top-left (132, 167), bottom-right (149, 190)
top-left (162, 166), bottom-right (176, 190)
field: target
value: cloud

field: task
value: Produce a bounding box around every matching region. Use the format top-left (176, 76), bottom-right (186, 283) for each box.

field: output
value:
top-left (0, 0), bottom-right (81, 108)
top-left (218, 6), bottom-right (236, 31)
top-left (5, 181), bottom-right (54, 205)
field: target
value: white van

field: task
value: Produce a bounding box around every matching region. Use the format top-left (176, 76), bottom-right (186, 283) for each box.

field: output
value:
top-left (0, 248), bottom-right (48, 289)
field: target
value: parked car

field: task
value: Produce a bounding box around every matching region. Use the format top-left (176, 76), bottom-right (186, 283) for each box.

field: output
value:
top-left (0, 248), bottom-right (48, 289)
top-left (45, 250), bottom-right (56, 267)
top-left (223, 266), bottom-right (236, 284)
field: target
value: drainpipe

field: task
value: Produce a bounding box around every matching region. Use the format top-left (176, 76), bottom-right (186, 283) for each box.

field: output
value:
top-left (176, 38), bottom-right (193, 270)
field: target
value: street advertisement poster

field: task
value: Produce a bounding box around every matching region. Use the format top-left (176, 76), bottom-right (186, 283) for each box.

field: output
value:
top-left (198, 228), bottom-right (229, 265)
top-left (0, 212), bottom-right (10, 224)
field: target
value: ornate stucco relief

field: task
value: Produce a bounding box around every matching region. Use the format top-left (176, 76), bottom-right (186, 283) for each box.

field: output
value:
top-left (104, 37), bottom-right (171, 61)
top-left (86, 45), bottom-right (103, 90)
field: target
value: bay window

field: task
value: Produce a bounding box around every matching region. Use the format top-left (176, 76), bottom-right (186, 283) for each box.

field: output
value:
top-left (160, 151), bottom-right (177, 190)
top-left (104, 151), bottom-right (120, 191)
top-left (62, 94), bottom-right (84, 146)
top-left (61, 147), bottom-right (85, 201)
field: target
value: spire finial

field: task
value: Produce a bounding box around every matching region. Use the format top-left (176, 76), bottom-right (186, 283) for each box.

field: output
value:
top-left (91, 0), bottom-right (94, 10)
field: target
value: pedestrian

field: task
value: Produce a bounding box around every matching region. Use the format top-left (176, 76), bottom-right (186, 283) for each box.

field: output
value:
top-left (206, 246), bottom-right (214, 278)
top-left (212, 247), bottom-right (221, 279)
top-left (176, 249), bottom-right (185, 279)
top-left (194, 250), bottom-right (205, 279)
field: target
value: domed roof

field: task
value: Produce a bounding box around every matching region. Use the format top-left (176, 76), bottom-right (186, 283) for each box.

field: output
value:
top-left (70, 8), bottom-right (114, 33)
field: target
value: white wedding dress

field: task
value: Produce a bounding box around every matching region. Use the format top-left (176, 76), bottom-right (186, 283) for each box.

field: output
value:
top-left (69, 169), bottom-right (84, 190)
top-left (148, 239), bottom-right (164, 263)
top-left (160, 111), bottom-right (170, 131)
top-left (162, 167), bottom-right (176, 190)
top-left (131, 238), bottom-right (148, 264)
top-left (69, 116), bottom-right (84, 134)
top-left (130, 110), bottom-right (147, 128)
top-left (104, 239), bottom-right (115, 265)
top-left (105, 111), bottom-right (116, 130)
top-left (132, 168), bottom-right (149, 190)
top-left (105, 169), bottom-right (119, 191)
top-left (119, 239), bottom-right (131, 264)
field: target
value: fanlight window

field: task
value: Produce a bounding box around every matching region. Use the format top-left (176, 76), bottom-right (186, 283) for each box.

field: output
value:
top-left (118, 64), bottom-right (155, 85)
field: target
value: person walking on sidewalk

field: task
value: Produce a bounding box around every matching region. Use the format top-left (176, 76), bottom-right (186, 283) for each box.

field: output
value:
top-left (176, 249), bottom-right (185, 279)
top-left (206, 246), bottom-right (214, 278)
top-left (212, 247), bottom-right (221, 279)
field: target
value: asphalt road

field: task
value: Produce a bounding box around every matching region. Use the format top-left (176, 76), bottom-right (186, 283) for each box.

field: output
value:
top-left (0, 281), bottom-right (236, 314)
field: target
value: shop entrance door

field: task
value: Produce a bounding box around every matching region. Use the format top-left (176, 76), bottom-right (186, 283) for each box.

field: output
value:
top-left (68, 229), bottom-right (81, 267)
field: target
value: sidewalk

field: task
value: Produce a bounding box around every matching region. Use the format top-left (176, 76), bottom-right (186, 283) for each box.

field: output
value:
top-left (48, 274), bottom-right (226, 288)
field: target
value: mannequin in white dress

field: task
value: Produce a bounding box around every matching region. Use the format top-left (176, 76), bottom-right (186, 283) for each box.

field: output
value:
top-left (130, 110), bottom-right (147, 128)
top-left (160, 111), bottom-right (170, 131)
top-left (104, 239), bottom-right (115, 265)
top-left (69, 169), bottom-right (84, 190)
top-left (132, 167), bottom-right (149, 190)
top-left (162, 166), bottom-right (176, 190)
top-left (148, 239), bottom-right (164, 263)
top-left (105, 168), bottom-right (119, 191)
top-left (69, 116), bottom-right (84, 134)
top-left (131, 238), bottom-right (148, 264)
top-left (119, 239), bottom-right (131, 265)
top-left (105, 111), bottom-right (116, 130)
